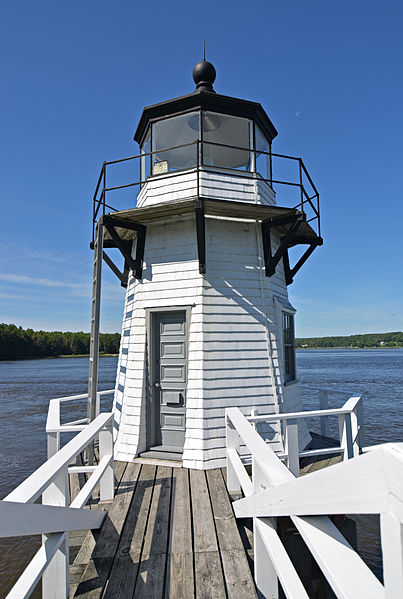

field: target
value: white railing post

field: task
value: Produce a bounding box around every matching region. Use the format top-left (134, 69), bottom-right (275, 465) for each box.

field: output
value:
top-left (99, 422), bottom-right (114, 501)
top-left (338, 413), bottom-right (353, 461)
top-left (42, 467), bottom-right (69, 599)
top-left (356, 397), bottom-right (365, 450)
top-left (252, 459), bottom-right (279, 599)
top-left (254, 519), bottom-right (279, 599)
top-left (250, 407), bottom-right (258, 430)
top-left (319, 390), bottom-right (329, 437)
top-left (226, 413), bottom-right (241, 495)
top-left (285, 418), bottom-right (300, 477)
top-left (351, 403), bottom-right (360, 457)
top-left (47, 432), bottom-right (60, 460)
top-left (381, 511), bottom-right (403, 598)
top-left (96, 391), bottom-right (101, 418)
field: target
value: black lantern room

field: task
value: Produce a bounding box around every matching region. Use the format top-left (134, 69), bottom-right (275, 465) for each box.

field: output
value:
top-left (135, 59), bottom-right (277, 183)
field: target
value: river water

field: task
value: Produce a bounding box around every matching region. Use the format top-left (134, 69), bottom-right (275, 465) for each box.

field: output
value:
top-left (0, 349), bottom-right (402, 595)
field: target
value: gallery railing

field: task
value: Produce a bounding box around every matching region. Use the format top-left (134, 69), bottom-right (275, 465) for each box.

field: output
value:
top-left (92, 140), bottom-right (320, 243)
top-left (46, 388), bottom-right (114, 458)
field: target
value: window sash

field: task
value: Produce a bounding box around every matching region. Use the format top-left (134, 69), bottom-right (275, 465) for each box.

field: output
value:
top-left (283, 312), bottom-right (296, 382)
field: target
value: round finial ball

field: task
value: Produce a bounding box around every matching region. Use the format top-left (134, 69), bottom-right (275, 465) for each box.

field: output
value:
top-left (193, 60), bottom-right (216, 87)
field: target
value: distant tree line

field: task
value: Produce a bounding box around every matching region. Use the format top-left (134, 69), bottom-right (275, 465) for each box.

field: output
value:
top-left (0, 324), bottom-right (121, 359)
top-left (296, 331), bottom-right (403, 349)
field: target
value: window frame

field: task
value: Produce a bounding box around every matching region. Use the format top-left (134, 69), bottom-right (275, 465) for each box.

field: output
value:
top-left (282, 311), bottom-right (296, 384)
top-left (274, 297), bottom-right (297, 385)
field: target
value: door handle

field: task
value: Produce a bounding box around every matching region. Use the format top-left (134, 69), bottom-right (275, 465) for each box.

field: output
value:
top-left (154, 382), bottom-right (160, 388)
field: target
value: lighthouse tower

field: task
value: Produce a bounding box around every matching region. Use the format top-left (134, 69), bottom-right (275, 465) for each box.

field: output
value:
top-left (95, 60), bottom-right (322, 469)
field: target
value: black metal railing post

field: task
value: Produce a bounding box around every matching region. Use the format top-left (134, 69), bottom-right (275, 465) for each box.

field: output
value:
top-left (269, 147), bottom-right (273, 188)
top-left (317, 193), bottom-right (321, 237)
top-left (102, 163), bottom-right (106, 216)
top-left (299, 159), bottom-right (303, 212)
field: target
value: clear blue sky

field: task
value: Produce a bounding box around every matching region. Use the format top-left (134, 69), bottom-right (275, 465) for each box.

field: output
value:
top-left (0, 1), bottom-right (402, 336)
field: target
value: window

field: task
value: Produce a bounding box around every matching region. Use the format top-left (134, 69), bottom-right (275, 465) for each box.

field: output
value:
top-left (140, 128), bottom-right (151, 183)
top-left (152, 112), bottom-right (199, 173)
top-left (140, 109), bottom-right (273, 179)
top-left (202, 111), bottom-right (252, 170)
top-left (283, 312), bottom-right (296, 383)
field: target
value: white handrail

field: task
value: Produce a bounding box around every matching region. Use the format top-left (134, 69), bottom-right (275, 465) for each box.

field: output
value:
top-left (45, 388), bottom-right (114, 460)
top-left (2, 410), bottom-right (114, 599)
top-left (300, 384), bottom-right (352, 395)
top-left (301, 384), bottom-right (362, 438)
top-left (226, 407), bottom-right (393, 599)
top-left (0, 500), bottom-right (105, 537)
top-left (247, 400), bottom-right (362, 422)
top-left (7, 412), bottom-right (113, 504)
top-left (247, 395), bottom-right (363, 476)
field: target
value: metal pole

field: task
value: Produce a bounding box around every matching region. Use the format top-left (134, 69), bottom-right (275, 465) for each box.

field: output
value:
top-left (87, 217), bottom-right (103, 463)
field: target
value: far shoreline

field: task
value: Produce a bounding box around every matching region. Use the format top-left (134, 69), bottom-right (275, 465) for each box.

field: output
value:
top-left (296, 346), bottom-right (403, 350)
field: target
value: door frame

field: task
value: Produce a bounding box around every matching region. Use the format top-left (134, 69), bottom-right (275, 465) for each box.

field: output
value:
top-left (145, 305), bottom-right (192, 451)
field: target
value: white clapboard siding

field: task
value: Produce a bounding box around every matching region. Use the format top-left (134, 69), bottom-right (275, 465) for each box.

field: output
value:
top-left (137, 171), bottom-right (198, 207)
top-left (136, 169), bottom-right (276, 208)
top-left (113, 175), bottom-right (307, 466)
top-left (113, 218), bottom-right (203, 461)
top-left (257, 178), bottom-right (276, 206)
top-left (179, 216), bottom-right (281, 468)
top-left (258, 227), bottom-right (311, 449)
top-left (200, 175), bottom-right (256, 203)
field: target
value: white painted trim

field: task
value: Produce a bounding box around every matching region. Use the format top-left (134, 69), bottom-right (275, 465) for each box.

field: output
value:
top-left (273, 296), bottom-right (297, 313)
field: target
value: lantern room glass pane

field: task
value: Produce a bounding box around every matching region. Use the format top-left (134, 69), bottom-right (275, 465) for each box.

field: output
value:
top-left (202, 111), bottom-right (251, 170)
top-left (140, 128), bottom-right (151, 183)
top-left (151, 112), bottom-right (199, 174)
top-left (255, 125), bottom-right (271, 181)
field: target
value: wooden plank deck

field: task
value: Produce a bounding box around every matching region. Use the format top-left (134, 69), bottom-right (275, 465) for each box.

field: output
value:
top-left (69, 433), bottom-right (343, 598)
top-left (70, 462), bottom-right (257, 599)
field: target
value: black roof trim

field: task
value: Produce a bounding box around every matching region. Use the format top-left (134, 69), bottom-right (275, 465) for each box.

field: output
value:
top-left (134, 90), bottom-right (278, 146)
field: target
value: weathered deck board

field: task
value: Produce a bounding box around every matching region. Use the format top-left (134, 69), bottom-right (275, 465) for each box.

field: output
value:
top-left (134, 465), bottom-right (172, 599)
top-left (70, 464), bottom-right (257, 599)
top-left (165, 467), bottom-right (194, 599)
top-left (73, 462), bottom-right (141, 598)
top-left (189, 469), bottom-right (227, 598)
top-left (103, 464), bottom-right (156, 598)
top-left (190, 469), bottom-right (218, 553)
top-left (207, 469), bottom-right (256, 599)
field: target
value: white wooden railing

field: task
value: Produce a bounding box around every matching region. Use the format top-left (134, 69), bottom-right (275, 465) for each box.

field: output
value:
top-left (226, 406), bottom-right (403, 598)
top-left (248, 388), bottom-right (364, 477)
top-left (0, 409), bottom-right (114, 599)
top-left (300, 384), bottom-right (362, 437)
top-left (46, 389), bottom-right (114, 458)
